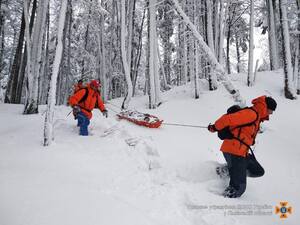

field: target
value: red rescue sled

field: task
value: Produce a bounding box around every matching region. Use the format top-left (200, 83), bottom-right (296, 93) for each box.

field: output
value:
top-left (117, 110), bottom-right (163, 128)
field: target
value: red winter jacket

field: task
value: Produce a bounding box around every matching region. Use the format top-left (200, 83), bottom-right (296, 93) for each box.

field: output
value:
top-left (69, 85), bottom-right (106, 119)
top-left (214, 96), bottom-right (270, 157)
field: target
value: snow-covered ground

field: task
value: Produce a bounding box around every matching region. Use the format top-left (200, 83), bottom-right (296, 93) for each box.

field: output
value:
top-left (0, 70), bottom-right (299, 225)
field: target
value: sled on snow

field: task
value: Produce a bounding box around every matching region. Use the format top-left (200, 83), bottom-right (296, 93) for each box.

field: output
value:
top-left (117, 110), bottom-right (163, 128)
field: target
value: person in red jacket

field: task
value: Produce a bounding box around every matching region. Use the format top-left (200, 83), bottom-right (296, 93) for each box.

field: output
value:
top-left (208, 95), bottom-right (277, 198)
top-left (69, 79), bottom-right (108, 136)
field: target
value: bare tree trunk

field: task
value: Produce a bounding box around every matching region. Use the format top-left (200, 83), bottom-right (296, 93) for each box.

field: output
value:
top-left (0, 0), bottom-right (6, 78)
top-left (205, 0), bottom-right (217, 90)
top-left (24, 0), bottom-right (50, 114)
top-left (98, 12), bottom-right (108, 102)
top-left (213, 0), bottom-right (220, 57)
top-left (4, 11), bottom-right (22, 103)
top-left (267, 0), bottom-right (280, 70)
top-left (132, 8), bottom-right (145, 96)
top-left (127, 0), bottom-right (135, 80)
top-left (147, 0), bottom-right (161, 108)
top-left (157, 43), bottom-right (169, 91)
top-left (296, 0), bottom-right (300, 94)
top-left (206, 0), bottom-right (215, 53)
top-left (38, 5), bottom-right (50, 105)
top-left (235, 32), bottom-right (241, 73)
top-left (247, 0), bottom-right (254, 86)
top-left (16, 0), bottom-right (37, 104)
top-left (226, 24), bottom-right (231, 74)
top-left (44, 0), bottom-right (68, 146)
top-left (120, 0), bottom-right (133, 109)
top-left (279, 0), bottom-right (296, 99)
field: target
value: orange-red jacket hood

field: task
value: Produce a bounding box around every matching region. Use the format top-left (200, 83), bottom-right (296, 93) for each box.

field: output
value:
top-left (251, 95), bottom-right (269, 121)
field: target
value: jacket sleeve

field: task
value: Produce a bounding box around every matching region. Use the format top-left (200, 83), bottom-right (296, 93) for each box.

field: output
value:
top-left (69, 89), bottom-right (86, 106)
top-left (96, 94), bottom-right (106, 112)
top-left (214, 109), bottom-right (257, 130)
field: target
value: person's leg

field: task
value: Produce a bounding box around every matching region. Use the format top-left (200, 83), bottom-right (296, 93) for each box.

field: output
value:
top-left (246, 153), bottom-right (265, 177)
top-left (223, 153), bottom-right (247, 198)
top-left (76, 114), bottom-right (81, 127)
top-left (77, 112), bottom-right (90, 136)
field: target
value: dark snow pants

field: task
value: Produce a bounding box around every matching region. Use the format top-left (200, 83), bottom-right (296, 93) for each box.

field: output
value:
top-left (223, 152), bottom-right (264, 197)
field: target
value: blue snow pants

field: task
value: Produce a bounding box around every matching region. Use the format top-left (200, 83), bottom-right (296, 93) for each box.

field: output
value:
top-left (77, 112), bottom-right (90, 136)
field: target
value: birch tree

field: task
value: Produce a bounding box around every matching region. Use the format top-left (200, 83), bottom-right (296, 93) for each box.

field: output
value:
top-left (297, 0), bottom-right (300, 95)
top-left (121, 0), bottom-right (133, 109)
top-left (279, 0), bottom-right (296, 99)
top-left (205, 0), bottom-right (218, 90)
top-left (147, 0), bottom-right (161, 108)
top-left (44, 0), bottom-right (68, 146)
top-left (267, 0), bottom-right (280, 70)
top-left (24, 0), bottom-right (49, 114)
top-left (247, 0), bottom-right (254, 86)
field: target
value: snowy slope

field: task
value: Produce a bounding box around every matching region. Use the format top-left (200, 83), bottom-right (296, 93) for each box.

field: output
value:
top-left (0, 70), bottom-right (299, 225)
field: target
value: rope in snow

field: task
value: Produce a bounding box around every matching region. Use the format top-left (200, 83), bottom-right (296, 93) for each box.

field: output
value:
top-left (106, 106), bottom-right (119, 115)
top-left (106, 102), bottom-right (122, 115)
top-left (163, 122), bottom-right (208, 129)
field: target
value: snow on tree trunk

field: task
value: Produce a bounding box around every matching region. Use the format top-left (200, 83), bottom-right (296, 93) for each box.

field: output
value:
top-left (147, 0), bottom-right (161, 109)
top-left (297, 0), bottom-right (300, 95)
top-left (23, 0), bottom-right (33, 107)
top-left (98, 14), bottom-right (108, 102)
top-left (193, 1), bottom-right (200, 98)
top-left (235, 32), bottom-right (241, 73)
top-left (157, 43), bottom-right (169, 90)
top-left (279, 0), bottom-right (296, 99)
top-left (121, 0), bottom-right (133, 109)
top-left (218, 0), bottom-right (229, 65)
top-left (247, 0), bottom-right (254, 86)
top-left (171, 0), bottom-right (245, 105)
top-left (44, 0), bottom-right (68, 146)
top-left (182, 27), bottom-right (188, 85)
top-left (38, 10), bottom-right (50, 105)
top-left (206, 0), bottom-right (218, 90)
top-left (206, 0), bottom-right (215, 53)
top-left (154, 38), bottom-right (161, 105)
top-left (127, 0), bottom-right (135, 79)
top-left (294, 42), bottom-right (299, 82)
top-left (214, 0), bottom-right (220, 57)
top-left (193, 41), bottom-right (200, 99)
top-left (24, 0), bottom-right (49, 114)
top-left (267, 0), bottom-right (279, 70)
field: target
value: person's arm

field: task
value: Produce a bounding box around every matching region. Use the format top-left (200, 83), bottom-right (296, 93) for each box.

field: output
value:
top-left (96, 94), bottom-right (108, 117)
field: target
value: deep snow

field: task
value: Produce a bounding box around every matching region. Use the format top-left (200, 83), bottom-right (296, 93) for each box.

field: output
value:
top-left (0, 70), bottom-right (299, 225)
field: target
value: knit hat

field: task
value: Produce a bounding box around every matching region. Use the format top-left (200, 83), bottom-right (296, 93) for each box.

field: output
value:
top-left (90, 80), bottom-right (100, 88)
top-left (265, 96), bottom-right (277, 111)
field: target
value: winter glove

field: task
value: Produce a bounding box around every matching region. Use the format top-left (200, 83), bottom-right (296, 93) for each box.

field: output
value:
top-left (208, 124), bottom-right (217, 132)
top-left (102, 109), bottom-right (108, 118)
top-left (73, 105), bottom-right (81, 115)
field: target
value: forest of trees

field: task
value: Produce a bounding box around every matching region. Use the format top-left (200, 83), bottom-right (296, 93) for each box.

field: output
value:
top-left (0, 0), bottom-right (299, 111)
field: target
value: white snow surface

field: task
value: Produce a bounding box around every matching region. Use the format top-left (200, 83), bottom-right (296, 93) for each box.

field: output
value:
top-left (1, 70), bottom-right (299, 225)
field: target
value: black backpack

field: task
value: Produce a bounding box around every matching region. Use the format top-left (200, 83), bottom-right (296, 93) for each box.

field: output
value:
top-left (77, 88), bottom-right (89, 104)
